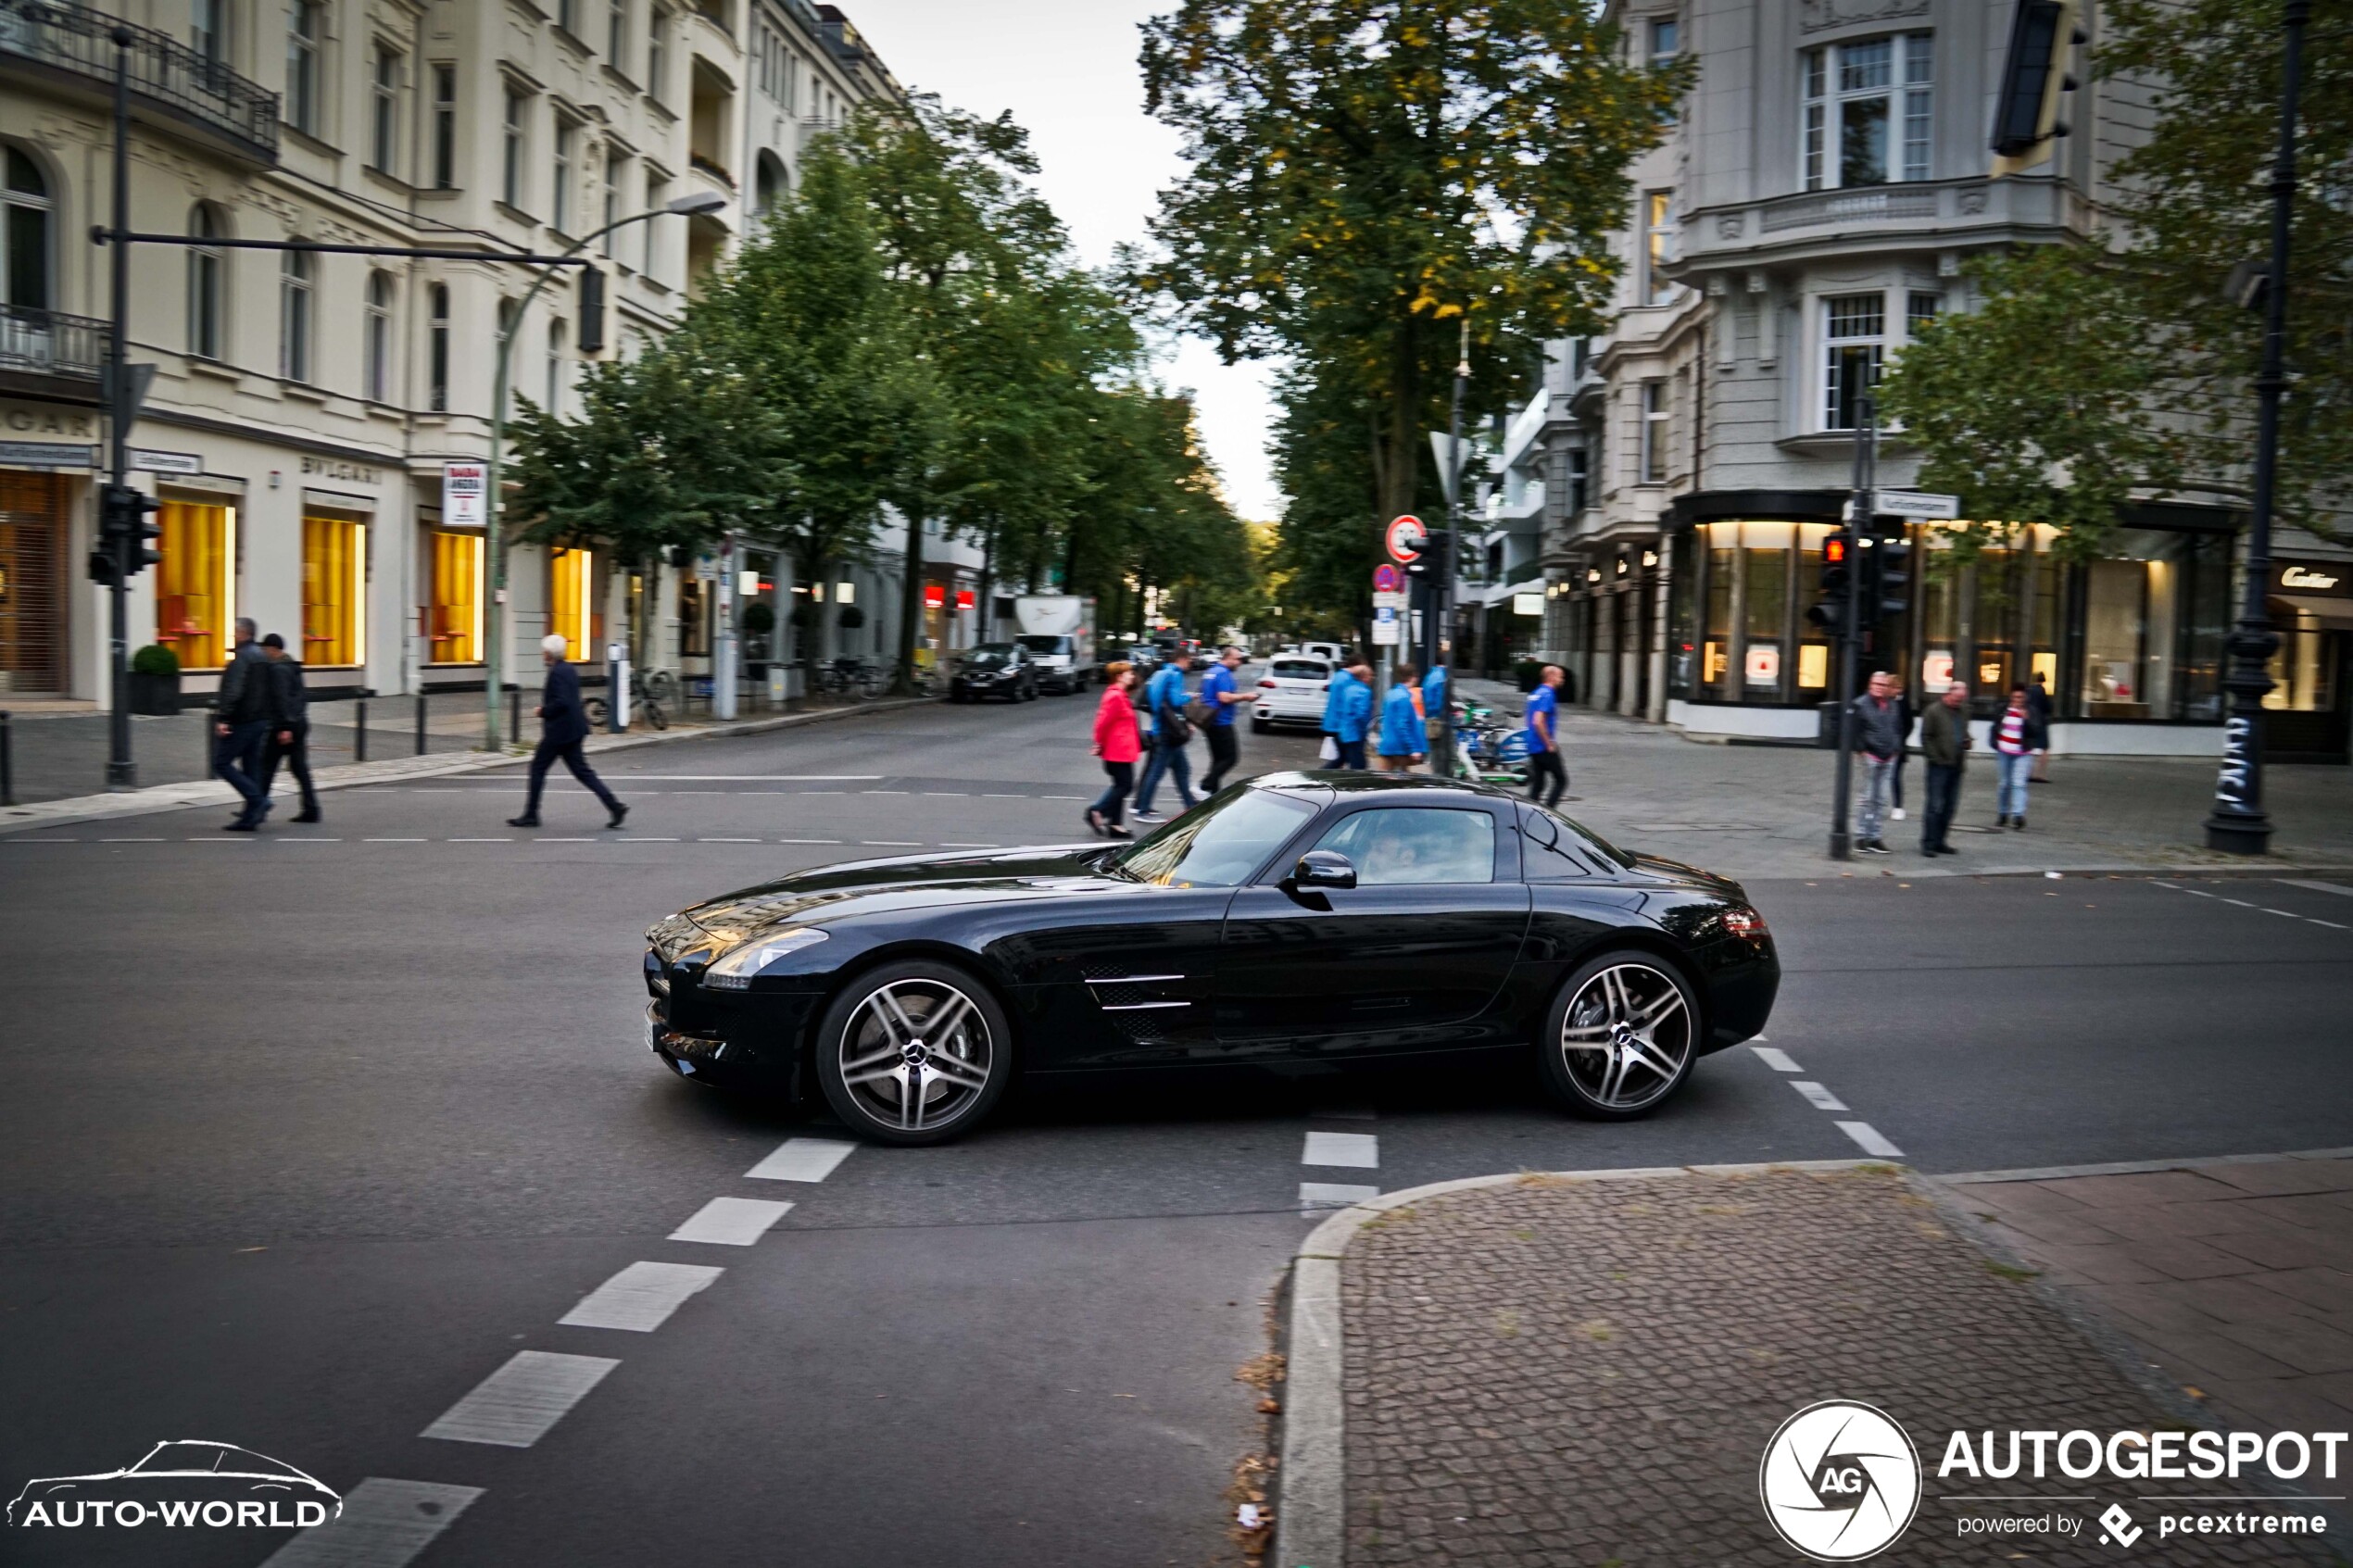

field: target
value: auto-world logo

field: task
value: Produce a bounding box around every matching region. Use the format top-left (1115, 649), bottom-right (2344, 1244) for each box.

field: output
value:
top-left (1760, 1401), bottom-right (1924, 1562)
top-left (6, 1441), bottom-right (340, 1531)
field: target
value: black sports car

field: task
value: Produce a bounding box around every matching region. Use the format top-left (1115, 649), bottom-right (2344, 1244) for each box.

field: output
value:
top-left (643, 773), bottom-right (1778, 1145)
top-left (947, 644), bottom-right (1039, 703)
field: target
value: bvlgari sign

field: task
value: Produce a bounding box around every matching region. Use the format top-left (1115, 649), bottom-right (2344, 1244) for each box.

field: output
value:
top-left (2274, 562), bottom-right (2349, 597)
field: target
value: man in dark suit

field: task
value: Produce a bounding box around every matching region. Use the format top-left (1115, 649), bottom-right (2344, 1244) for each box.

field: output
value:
top-left (509, 634), bottom-right (628, 829)
top-left (258, 633), bottom-right (321, 823)
top-left (214, 616), bottom-right (277, 831)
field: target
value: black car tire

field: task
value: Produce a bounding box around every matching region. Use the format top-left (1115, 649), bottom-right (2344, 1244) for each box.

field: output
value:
top-left (813, 959), bottom-right (1013, 1146)
top-left (1535, 949), bottom-right (1700, 1121)
top-left (1251, 716), bottom-right (1270, 734)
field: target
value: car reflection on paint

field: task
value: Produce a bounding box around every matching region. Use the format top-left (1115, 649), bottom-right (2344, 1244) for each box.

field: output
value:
top-left (6, 1441), bottom-right (342, 1525)
top-left (643, 772), bottom-right (1780, 1146)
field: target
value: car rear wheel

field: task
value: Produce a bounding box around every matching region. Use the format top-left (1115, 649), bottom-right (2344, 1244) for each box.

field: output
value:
top-left (1536, 950), bottom-right (1698, 1121)
top-left (814, 960), bottom-right (1013, 1145)
top-left (1251, 717), bottom-right (1270, 734)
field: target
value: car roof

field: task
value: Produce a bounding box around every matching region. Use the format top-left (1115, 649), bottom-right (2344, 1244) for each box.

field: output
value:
top-left (1248, 771), bottom-right (1516, 803)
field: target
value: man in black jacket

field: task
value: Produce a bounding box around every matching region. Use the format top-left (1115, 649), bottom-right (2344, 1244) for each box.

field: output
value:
top-left (213, 617), bottom-right (277, 831)
top-left (258, 633), bottom-right (321, 823)
top-left (510, 633), bottom-right (627, 829)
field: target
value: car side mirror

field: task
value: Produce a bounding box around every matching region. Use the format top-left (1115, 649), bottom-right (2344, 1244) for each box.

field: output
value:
top-left (1291, 850), bottom-right (1357, 890)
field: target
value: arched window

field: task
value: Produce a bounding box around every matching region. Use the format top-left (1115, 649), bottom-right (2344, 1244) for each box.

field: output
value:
top-left (281, 247), bottom-right (313, 382)
top-left (753, 151), bottom-right (785, 217)
top-left (188, 205), bottom-right (225, 359)
top-left (496, 296), bottom-right (519, 417)
top-left (428, 282), bottom-right (451, 411)
top-left (364, 270), bottom-right (394, 401)
top-left (3, 145), bottom-right (55, 311)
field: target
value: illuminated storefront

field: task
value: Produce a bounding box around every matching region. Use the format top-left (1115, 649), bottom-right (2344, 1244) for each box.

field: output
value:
top-left (157, 497), bottom-right (236, 671)
top-left (301, 511), bottom-right (365, 669)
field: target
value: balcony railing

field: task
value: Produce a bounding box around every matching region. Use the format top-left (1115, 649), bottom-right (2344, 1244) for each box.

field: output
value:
top-left (0, 303), bottom-right (106, 382)
top-left (0, 0), bottom-right (279, 160)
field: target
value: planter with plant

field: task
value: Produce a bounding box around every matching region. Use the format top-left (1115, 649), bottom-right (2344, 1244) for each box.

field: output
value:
top-left (128, 645), bottom-right (182, 715)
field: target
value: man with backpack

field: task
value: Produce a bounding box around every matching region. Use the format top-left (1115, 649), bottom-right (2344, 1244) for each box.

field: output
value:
top-left (1130, 651), bottom-right (1198, 822)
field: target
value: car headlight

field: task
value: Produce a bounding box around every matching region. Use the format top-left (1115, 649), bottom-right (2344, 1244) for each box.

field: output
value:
top-left (702, 928), bottom-right (829, 989)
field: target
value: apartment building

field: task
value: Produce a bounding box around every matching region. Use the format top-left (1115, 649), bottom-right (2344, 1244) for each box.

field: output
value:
top-left (1533, 0), bottom-right (2349, 761)
top-left (0, 0), bottom-right (924, 718)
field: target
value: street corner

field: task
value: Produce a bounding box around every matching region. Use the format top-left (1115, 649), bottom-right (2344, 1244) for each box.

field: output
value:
top-left (1272, 1164), bottom-right (2349, 1566)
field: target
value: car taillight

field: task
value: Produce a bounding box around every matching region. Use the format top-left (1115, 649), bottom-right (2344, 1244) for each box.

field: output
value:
top-left (1722, 907), bottom-right (1768, 941)
top-left (1258, 679), bottom-right (1277, 688)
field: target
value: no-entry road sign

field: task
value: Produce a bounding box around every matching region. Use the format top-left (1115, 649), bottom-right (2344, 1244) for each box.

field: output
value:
top-left (1385, 515), bottom-right (1427, 564)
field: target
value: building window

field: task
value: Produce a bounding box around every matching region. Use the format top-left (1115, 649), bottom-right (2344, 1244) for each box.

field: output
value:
top-left (602, 152), bottom-right (625, 256)
top-left (503, 89), bottom-right (529, 208)
top-left (557, 0), bottom-right (578, 34)
top-left (6, 148), bottom-right (55, 307)
top-left (428, 282), bottom-right (450, 411)
top-left (1640, 382), bottom-right (1669, 483)
top-left (363, 270), bottom-right (393, 402)
top-left (280, 247), bottom-right (313, 383)
top-left (1803, 33), bottom-right (1931, 190)
top-left (428, 529), bottom-right (484, 664)
top-left (1820, 293), bottom-right (1884, 431)
top-left (431, 65), bottom-right (457, 189)
top-left (302, 514), bottom-right (365, 667)
top-left (550, 547), bottom-right (596, 658)
top-left (187, 205), bottom-right (224, 360)
top-left (552, 118), bottom-right (576, 232)
top-left (546, 317), bottom-right (567, 414)
top-left (1566, 445), bottom-right (1589, 514)
top-left (648, 7), bottom-right (670, 103)
top-left (645, 171), bottom-right (669, 278)
top-left (1649, 17), bottom-right (1679, 61)
top-left (610, 0), bottom-right (629, 65)
top-left (286, 1), bottom-right (322, 137)
top-left (192, 0), bottom-right (228, 65)
top-left (157, 498), bottom-right (235, 670)
top-left (1641, 191), bottom-right (1676, 305)
top-left (371, 45), bottom-right (402, 173)
top-left (1906, 291), bottom-right (1941, 340)
top-left (497, 297), bottom-right (518, 417)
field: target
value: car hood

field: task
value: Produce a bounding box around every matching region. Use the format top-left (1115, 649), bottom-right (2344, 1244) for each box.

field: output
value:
top-left (670, 845), bottom-right (1118, 947)
top-left (1627, 851), bottom-right (1747, 901)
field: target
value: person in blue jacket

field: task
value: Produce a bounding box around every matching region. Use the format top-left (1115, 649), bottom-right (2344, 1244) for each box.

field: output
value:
top-left (1332, 655), bottom-right (1375, 769)
top-left (1377, 663), bottom-right (1428, 771)
top-left (1319, 657), bottom-right (1359, 759)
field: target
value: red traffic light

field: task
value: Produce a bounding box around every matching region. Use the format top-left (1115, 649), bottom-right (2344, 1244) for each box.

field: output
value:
top-left (1824, 536), bottom-right (1849, 565)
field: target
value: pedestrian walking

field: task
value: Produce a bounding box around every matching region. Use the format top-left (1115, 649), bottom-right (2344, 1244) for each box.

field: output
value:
top-left (1919, 680), bottom-right (1971, 857)
top-left (212, 616), bottom-right (276, 831)
top-left (1886, 671), bottom-right (1914, 821)
top-left (1318, 656), bottom-right (1360, 765)
top-left (258, 633), bottom-right (321, 823)
top-left (1992, 682), bottom-right (2047, 829)
top-left (1421, 660), bottom-right (1449, 763)
top-left (1131, 651), bottom-right (1198, 822)
top-left (1331, 656), bottom-right (1374, 769)
top-left (1199, 646), bottom-right (1246, 794)
top-left (509, 634), bottom-right (628, 830)
top-left (1087, 660), bottom-right (1141, 838)
top-left (1376, 662), bottom-right (1427, 772)
top-left (1525, 663), bottom-right (1567, 808)
top-left (1850, 670), bottom-right (1905, 855)
top-left (2027, 672), bottom-right (2055, 782)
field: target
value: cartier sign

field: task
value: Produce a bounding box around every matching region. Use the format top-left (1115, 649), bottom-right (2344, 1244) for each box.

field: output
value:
top-left (2274, 562), bottom-right (2349, 597)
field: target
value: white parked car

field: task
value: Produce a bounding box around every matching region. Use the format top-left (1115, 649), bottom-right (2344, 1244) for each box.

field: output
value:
top-left (1252, 655), bottom-right (1333, 733)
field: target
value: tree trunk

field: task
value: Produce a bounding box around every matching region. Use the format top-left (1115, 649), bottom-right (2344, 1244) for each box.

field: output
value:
top-left (1373, 320), bottom-right (1426, 524)
top-left (892, 510), bottom-right (926, 696)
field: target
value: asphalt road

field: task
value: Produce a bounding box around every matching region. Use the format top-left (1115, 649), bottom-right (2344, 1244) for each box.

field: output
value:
top-left (4, 687), bottom-right (2350, 1568)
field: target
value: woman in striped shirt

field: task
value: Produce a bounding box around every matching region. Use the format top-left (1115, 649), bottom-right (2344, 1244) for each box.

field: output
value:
top-left (1992, 683), bottom-right (2047, 830)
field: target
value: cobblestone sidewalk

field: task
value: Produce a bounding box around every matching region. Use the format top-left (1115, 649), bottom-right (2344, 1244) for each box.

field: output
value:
top-left (1294, 1165), bottom-right (2342, 1566)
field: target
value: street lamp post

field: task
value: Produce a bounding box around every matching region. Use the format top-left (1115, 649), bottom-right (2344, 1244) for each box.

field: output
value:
top-left (1437, 317), bottom-right (1469, 778)
top-left (481, 190), bottom-right (727, 752)
top-left (2204, 0), bottom-right (2309, 855)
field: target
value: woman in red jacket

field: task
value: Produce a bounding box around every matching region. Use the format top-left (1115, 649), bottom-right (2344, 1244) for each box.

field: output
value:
top-left (1088, 661), bottom-right (1143, 838)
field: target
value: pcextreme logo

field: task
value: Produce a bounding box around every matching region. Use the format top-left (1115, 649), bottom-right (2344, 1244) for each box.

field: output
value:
top-left (6, 1441), bottom-right (341, 1531)
top-left (1758, 1401), bottom-right (1925, 1562)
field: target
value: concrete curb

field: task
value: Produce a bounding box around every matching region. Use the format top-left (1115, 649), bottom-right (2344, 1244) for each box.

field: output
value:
top-left (1271, 1158), bottom-right (1881, 1568)
top-left (1937, 1145), bottom-right (2353, 1185)
top-left (0, 696), bottom-right (937, 834)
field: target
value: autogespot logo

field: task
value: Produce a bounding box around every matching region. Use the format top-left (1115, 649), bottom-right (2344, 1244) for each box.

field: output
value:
top-left (1759, 1401), bottom-right (1924, 1562)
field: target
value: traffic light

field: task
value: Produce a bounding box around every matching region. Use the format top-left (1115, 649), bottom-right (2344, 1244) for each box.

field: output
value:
top-left (1990, 0), bottom-right (2086, 177)
top-left (578, 267), bottom-right (606, 354)
top-left (91, 483), bottom-right (162, 584)
top-left (1869, 528), bottom-right (1913, 619)
top-left (1806, 529), bottom-right (1855, 638)
top-left (1403, 528), bottom-right (1453, 580)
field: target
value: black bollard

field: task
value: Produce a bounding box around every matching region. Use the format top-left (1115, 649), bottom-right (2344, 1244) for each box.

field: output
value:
top-left (415, 691), bottom-right (427, 757)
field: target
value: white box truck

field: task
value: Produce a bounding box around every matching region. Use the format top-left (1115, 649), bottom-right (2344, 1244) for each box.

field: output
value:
top-left (1013, 596), bottom-right (1098, 694)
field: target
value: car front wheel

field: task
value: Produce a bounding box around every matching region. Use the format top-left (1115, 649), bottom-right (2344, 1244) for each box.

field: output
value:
top-left (813, 960), bottom-right (1013, 1146)
top-left (1536, 950), bottom-right (1699, 1120)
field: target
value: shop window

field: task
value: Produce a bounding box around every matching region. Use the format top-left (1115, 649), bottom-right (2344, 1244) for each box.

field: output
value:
top-left (550, 547), bottom-right (596, 658)
top-left (1802, 33), bottom-right (1931, 191)
top-left (157, 499), bottom-right (235, 671)
top-left (1702, 539), bottom-right (1732, 699)
top-left (1796, 541), bottom-right (1831, 691)
top-left (679, 576), bottom-right (709, 658)
top-left (1743, 523), bottom-right (1793, 698)
top-left (302, 514), bottom-right (365, 667)
top-left (2071, 529), bottom-right (2230, 721)
top-left (428, 529), bottom-right (484, 663)
top-left (1821, 294), bottom-right (1884, 431)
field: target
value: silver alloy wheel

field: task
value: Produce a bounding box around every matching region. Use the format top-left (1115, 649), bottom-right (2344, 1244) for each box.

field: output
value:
top-left (1558, 962), bottom-right (1692, 1111)
top-left (836, 978), bottom-right (994, 1133)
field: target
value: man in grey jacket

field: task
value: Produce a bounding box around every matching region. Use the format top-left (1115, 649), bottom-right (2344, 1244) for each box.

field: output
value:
top-left (258, 633), bottom-right (321, 823)
top-left (1919, 682), bottom-right (1972, 856)
top-left (212, 617), bottom-right (276, 831)
top-left (1850, 671), bottom-right (1906, 856)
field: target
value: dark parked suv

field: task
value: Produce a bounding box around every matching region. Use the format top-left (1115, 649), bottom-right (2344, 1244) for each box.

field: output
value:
top-left (949, 644), bottom-right (1040, 703)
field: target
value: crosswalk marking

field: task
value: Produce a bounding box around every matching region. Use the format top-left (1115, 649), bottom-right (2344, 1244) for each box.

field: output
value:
top-left (669, 1196), bottom-right (794, 1246)
top-left (422, 1350), bottom-right (617, 1448)
top-left (1836, 1121), bottom-right (1904, 1158)
top-left (746, 1137), bottom-right (859, 1183)
top-left (258, 1478), bottom-right (484, 1568)
top-left (557, 1261), bottom-right (724, 1332)
top-left (1302, 1131), bottom-right (1378, 1169)
top-left (1300, 1182), bottom-right (1379, 1215)
top-left (1793, 1080), bottom-right (1849, 1111)
top-left (1750, 1045), bottom-right (1801, 1073)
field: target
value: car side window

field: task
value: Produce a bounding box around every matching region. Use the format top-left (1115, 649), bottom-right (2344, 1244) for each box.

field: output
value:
top-left (1313, 807), bottom-right (1496, 885)
top-left (1518, 804), bottom-right (1594, 880)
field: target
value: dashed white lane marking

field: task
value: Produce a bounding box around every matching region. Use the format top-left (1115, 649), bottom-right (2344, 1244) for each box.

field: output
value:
top-left (1302, 1131), bottom-right (1379, 1169)
top-left (698, 836), bottom-right (762, 843)
top-left (557, 1261), bottom-right (724, 1332)
top-left (2281, 878), bottom-right (2353, 898)
top-left (1793, 1081), bottom-right (1849, 1112)
top-left (776, 838), bottom-right (842, 844)
top-left (669, 1196), bottom-right (795, 1246)
top-left (1835, 1121), bottom-right (1905, 1158)
top-left (1042, 796), bottom-right (1085, 801)
top-left (938, 841), bottom-right (1000, 847)
top-left (924, 792), bottom-right (968, 797)
top-left (1751, 1046), bottom-right (1802, 1073)
top-left (421, 1350), bottom-right (617, 1447)
top-left (862, 790), bottom-right (910, 796)
top-left (1300, 1182), bottom-right (1380, 1215)
top-left (2152, 878), bottom-right (2349, 930)
top-left (365, 837), bottom-right (425, 843)
top-left (746, 1137), bottom-right (858, 1183)
top-left (280, 837), bottom-right (342, 842)
top-left (447, 837), bottom-right (510, 843)
top-left (579, 775), bottom-right (885, 782)
top-left (184, 836), bottom-right (250, 841)
top-left (985, 793), bottom-right (1026, 798)
top-left (862, 840), bottom-right (923, 847)
top-left (258, 1477), bottom-right (484, 1568)
top-left (100, 836), bottom-right (165, 842)
top-left (538, 836), bottom-right (595, 842)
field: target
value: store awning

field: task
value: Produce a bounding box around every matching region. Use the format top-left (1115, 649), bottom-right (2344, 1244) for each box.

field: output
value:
top-left (2272, 594), bottom-right (2353, 630)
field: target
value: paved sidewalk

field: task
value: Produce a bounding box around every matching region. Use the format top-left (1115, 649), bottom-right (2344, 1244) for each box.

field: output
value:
top-left (1278, 1164), bottom-right (2342, 1567)
top-left (1957, 1154), bottom-right (2353, 1445)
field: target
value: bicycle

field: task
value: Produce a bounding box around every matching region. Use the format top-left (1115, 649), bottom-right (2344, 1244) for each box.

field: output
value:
top-left (584, 667), bottom-right (676, 731)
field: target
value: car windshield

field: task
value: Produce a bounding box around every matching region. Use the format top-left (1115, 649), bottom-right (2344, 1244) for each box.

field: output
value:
top-left (1015, 635), bottom-right (1070, 656)
top-left (965, 646), bottom-right (1015, 669)
top-left (1528, 802), bottom-right (1637, 870)
top-left (1110, 788), bottom-right (1318, 888)
top-left (1270, 659), bottom-right (1328, 681)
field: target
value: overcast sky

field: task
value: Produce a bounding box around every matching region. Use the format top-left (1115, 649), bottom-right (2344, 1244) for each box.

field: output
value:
top-left (844, 0), bottom-right (1284, 521)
